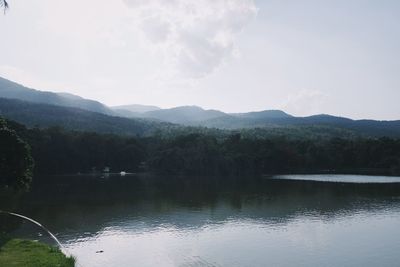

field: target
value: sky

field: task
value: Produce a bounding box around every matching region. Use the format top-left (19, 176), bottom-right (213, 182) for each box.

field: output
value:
top-left (0, 0), bottom-right (399, 120)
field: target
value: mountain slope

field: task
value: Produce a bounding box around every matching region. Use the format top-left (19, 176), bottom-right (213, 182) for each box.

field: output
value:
top-left (112, 104), bottom-right (161, 113)
top-left (142, 106), bottom-right (228, 124)
top-left (1, 77), bottom-right (399, 138)
top-left (0, 98), bottom-right (169, 136)
top-left (0, 77), bottom-right (113, 115)
top-left (232, 110), bottom-right (293, 120)
top-left (199, 113), bottom-right (400, 137)
top-left (102, 101), bottom-right (400, 138)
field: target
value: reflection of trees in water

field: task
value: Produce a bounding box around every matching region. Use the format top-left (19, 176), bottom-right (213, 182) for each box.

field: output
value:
top-left (3, 175), bottom-right (400, 242)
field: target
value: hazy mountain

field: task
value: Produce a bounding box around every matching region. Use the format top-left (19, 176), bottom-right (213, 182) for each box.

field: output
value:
top-left (300, 115), bottom-right (400, 137)
top-left (0, 77), bottom-right (113, 115)
top-left (232, 110), bottom-right (293, 120)
top-left (115, 105), bottom-right (296, 126)
top-left (112, 104), bottom-right (162, 118)
top-left (1, 76), bottom-right (399, 138)
top-left (198, 113), bottom-right (400, 137)
top-left (0, 98), bottom-right (169, 136)
top-left (194, 109), bottom-right (294, 128)
top-left (112, 108), bottom-right (142, 118)
top-left (142, 106), bottom-right (228, 124)
top-left (112, 104), bottom-right (161, 113)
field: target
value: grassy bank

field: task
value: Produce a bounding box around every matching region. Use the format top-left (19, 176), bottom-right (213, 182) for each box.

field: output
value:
top-left (0, 237), bottom-right (75, 267)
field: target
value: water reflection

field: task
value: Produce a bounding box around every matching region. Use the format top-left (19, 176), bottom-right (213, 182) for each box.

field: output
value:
top-left (274, 174), bottom-right (400, 183)
top-left (2, 174), bottom-right (400, 267)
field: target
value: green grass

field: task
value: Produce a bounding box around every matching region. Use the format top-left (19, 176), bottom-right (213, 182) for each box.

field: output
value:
top-left (0, 238), bottom-right (75, 267)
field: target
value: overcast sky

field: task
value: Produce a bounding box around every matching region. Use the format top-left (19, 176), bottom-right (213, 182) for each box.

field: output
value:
top-left (0, 0), bottom-right (399, 119)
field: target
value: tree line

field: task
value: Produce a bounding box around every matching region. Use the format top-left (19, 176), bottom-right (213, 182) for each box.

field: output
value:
top-left (146, 133), bottom-right (400, 176)
top-left (1, 118), bottom-right (400, 189)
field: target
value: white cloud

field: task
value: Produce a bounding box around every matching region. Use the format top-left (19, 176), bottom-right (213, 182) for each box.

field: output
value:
top-left (124, 0), bottom-right (258, 78)
top-left (26, 0), bottom-right (256, 83)
top-left (140, 16), bottom-right (171, 43)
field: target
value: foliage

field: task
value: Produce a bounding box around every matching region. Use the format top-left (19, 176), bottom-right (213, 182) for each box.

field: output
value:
top-left (25, 127), bottom-right (145, 174)
top-left (0, 118), bottom-right (34, 189)
top-left (147, 134), bottom-right (400, 176)
top-left (4, 118), bottom-right (400, 177)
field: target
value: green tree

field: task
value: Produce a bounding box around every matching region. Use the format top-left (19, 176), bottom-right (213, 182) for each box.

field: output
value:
top-left (0, 118), bottom-right (34, 189)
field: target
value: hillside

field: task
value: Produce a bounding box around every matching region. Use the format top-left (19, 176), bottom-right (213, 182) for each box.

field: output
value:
top-left (0, 98), bottom-right (169, 136)
top-left (1, 76), bottom-right (399, 138)
top-left (141, 106), bottom-right (227, 124)
top-left (0, 77), bottom-right (113, 115)
top-left (114, 105), bottom-right (400, 138)
top-left (112, 104), bottom-right (161, 113)
top-left (233, 110), bottom-right (293, 119)
top-left (199, 113), bottom-right (400, 137)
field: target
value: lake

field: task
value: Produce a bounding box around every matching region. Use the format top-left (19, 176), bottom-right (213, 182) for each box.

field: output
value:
top-left (2, 174), bottom-right (400, 267)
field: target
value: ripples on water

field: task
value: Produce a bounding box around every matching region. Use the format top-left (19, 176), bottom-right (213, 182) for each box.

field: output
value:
top-left (2, 174), bottom-right (400, 267)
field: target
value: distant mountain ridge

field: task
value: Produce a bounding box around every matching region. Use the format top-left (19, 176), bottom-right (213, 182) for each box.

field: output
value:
top-left (142, 106), bottom-right (227, 124)
top-left (0, 77), bottom-right (113, 115)
top-left (113, 105), bottom-right (400, 138)
top-left (111, 104), bottom-right (161, 118)
top-left (0, 98), bottom-right (169, 136)
top-left (1, 76), bottom-right (399, 138)
top-left (233, 109), bottom-right (293, 119)
top-left (113, 105), bottom-right (295, 125)
top-left (112, 104), bottom-right (161, 113)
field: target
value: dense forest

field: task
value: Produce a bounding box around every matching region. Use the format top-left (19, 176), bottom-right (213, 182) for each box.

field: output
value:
top-left (0, 118), bottom-right (33, 189)
top-left (2, 118), bottom-right (399, 181)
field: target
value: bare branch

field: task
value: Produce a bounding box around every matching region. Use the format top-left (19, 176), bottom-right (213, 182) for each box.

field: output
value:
top-left (1, 0), bottom-right (9, 13)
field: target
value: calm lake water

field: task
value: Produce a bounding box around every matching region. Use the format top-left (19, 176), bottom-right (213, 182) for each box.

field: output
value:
top-left (2, 174), bottom-right (400, 267)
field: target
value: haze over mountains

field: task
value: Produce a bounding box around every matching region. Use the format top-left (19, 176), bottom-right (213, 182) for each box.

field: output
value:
top-left (1, 76), bottom-right (400, 137)
top-left (0, 77), bottom-right (113, 115)
top-left (113, 104), bottom-right (161, 113)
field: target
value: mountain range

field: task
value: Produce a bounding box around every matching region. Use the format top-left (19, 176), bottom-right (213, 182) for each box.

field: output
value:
top-left (0, 76), bottom-right (399, 138)
top-left (0, 77), bottom-right (113, 115)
